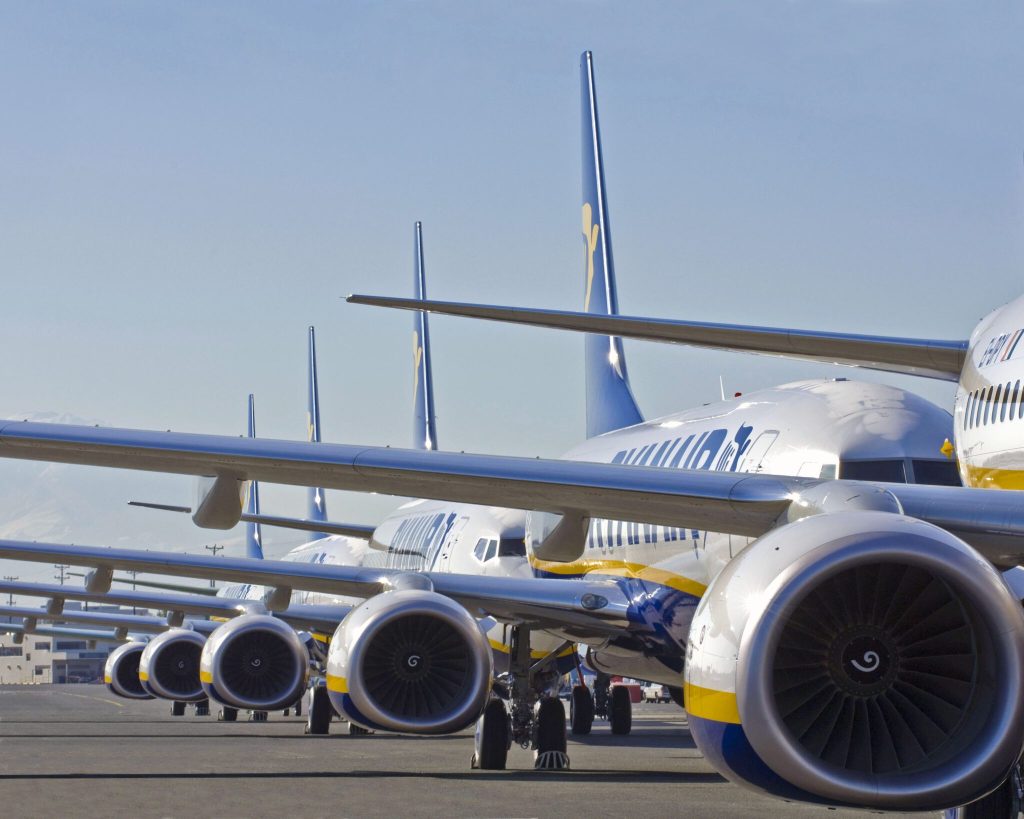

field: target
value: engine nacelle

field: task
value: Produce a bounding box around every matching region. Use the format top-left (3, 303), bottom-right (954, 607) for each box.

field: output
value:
top-left (685, 511), bottom-right (1024, 811)
top-left (326, 589), bottom-right (492, 734)
top-left (199, 615), bottom-right (309, 711)
top-left (139, 629), bottom-right (207, 702)
top-left (104, 642), bottom-right (154, 700)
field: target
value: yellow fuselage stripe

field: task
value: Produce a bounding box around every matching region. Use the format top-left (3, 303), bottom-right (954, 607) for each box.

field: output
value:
top-left (964, 465), bottom-right (1024, 490)
top-left (684, 681), bottom-right (741, 724)
top-left (530, 556), bottom-right (707, 598)
top-left (326, 674), bottom-right (348, 694)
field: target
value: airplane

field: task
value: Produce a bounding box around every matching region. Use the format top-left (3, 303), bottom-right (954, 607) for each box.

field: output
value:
top-left (0, 51), bottom-right (1023, 815)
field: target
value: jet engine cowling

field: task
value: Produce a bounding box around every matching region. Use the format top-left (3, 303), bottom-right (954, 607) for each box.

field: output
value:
top-left (685, 510), bottom-right (1024, 812)
top-left (326, 589), bottom-right (492, 734)
top-left (199, 615), bottom-right (309, 711)
top-left (139, 629), bottom-right (207, 702)
top-left (104, 641), bottom-right (154, 700)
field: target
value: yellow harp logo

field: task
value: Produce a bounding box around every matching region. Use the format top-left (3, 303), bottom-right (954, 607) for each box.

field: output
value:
top-left (412, 330), bottom-right (423, 407)
top-left (582, 203), bottom-right (600, 311)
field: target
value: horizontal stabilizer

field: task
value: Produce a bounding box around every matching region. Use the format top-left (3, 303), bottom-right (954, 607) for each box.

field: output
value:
top-left (130, 500), bottom-right (374, 540)
top-left (346, 295), bottom-right (968, 382)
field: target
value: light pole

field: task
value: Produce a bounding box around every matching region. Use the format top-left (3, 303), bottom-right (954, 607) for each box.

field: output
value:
top-left (2, 576), bottom-right (17, 607)
top-left (204, 544), bottom-right (223, 589)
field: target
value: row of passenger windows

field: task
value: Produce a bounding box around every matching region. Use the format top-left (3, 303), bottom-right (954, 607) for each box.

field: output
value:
top-left (964, 381), bottom-right (1023, 429)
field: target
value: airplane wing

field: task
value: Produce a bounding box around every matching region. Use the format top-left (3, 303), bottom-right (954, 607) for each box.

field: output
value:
top-left (0, 579), bottom-right (352, 634)
top-left (0, 605), bottom-right (219, 634)
top-left (0, 623), bottom-right (129, 642)
top-left (128, 501), bottom-right (375, 540)
top-left (0, 540), bottom-right (636, 637)
top-left (346, 295), bottom-right (969, 381)
top-left (0, 420), bottom-right (794, 537)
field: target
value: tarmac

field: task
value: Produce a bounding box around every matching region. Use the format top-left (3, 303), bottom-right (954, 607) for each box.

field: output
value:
top-left (0, 685), bottom-right (926, 818)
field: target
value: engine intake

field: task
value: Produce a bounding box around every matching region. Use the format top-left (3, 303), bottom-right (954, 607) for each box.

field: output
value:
top-left (139, 629), bottom-right (206, 702)
top-left (104, 642), bottom-right (154, 700)
top-left (687, 511), bottom-right (1024, 811)
top-left (326, 589), bottom-right (492, 734)
top-left (200, 615), bottom-right (309, 711)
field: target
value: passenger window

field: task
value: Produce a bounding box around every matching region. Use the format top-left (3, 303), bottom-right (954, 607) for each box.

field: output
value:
top-left (473, 538), bottom-right (488, 561)
top-left (484, 539), bottom-right (498, 562)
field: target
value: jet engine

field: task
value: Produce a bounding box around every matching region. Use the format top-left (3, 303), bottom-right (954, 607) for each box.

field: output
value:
top-left (685, 510), bottom-right (1024, 812)
top-left (199, 615), bottom-right (309, 711)
top-left (326, 589), bottom-right (492, 734)
top-left (138, 629), bottom-right (207, 702)
top-left (104, 642), bottom-right (154, 700)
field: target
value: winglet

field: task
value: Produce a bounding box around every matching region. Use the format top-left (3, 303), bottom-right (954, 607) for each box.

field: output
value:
top-left (244, 394), bottom-right (264, 559)
top-left (307, 326), bottom-right (329, 539)
top-left (412, 222), bottom-right (439, 451)
top-left (580, 51), bottom-right (643, 438)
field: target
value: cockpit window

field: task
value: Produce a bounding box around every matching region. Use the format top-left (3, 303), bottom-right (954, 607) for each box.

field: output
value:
top-left (911, 459), bottom-right (962, 487)
top-left (483, 539), bottom-right (498, 562)
top-left (473, 538), bottom-right (488, 562)
top-left (497, 537), bottom-right (526, 557)
top-left (839, 459), bottom-right (907, 483)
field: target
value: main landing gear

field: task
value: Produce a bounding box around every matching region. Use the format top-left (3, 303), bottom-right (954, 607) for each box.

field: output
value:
top-left (569, 684), bottom-right (594, 735)
top-left (305, 684), bottom-right (332, 735)
top-left (218, 707), bottom-right (238, 722)
top-left (171, 701), bottom-right (186, 717)
top-left (590, 672), bottom-right (631, 735)
top-left (472, 626), bottom-right (569, 771)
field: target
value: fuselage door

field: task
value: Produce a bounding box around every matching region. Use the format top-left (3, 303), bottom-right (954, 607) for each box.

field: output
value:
top-left (433, 515), bottom-right (470, 573)
top-left (738, 431), bottom-right (779, 473)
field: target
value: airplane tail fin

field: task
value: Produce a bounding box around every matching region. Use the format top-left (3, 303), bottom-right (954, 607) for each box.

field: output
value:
top-left (412, 222), bottom-right (439, 451)
top-left (307, 326), bottom-right (329, 539)
top-left (581, 50), bottom-right (643, 438)
top-left (244, 394), bottom-right (264, 560)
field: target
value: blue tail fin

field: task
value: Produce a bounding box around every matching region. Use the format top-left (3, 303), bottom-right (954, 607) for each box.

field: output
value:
top-left (244, 394), bottom-right (264, 559)
top-left (580, 51), bottom-right (643, 438)
top-left (307, 326), bottom-right (329, 539)
top-left (412, 222), bottom-right (438, 451)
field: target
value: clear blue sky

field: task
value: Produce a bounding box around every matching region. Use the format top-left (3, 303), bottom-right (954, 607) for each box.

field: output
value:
top-left (1, 1), bottom-right (1023, 561)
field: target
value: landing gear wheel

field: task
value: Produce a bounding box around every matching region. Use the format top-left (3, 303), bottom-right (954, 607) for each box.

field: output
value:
top-left (534, 698), bottom-right (569, 770)
top-left (305, 686), bottom-right (332, 735)
top-left (348, 722), bottom-right (371, 735)
top-left (472, 699), bottom-right (510, 770)
top-left (667, 685), bottom-right (685, 709)
top-left (569, 685), bottom-right (594, 735)
top-left (218, 707), bottom-right (238, 722)
top-left (282, 708), bottom-right (290, 716)
top-left (609, 686), bottom-right (632, 736)
top-left (250, 710), bottom-right (268, 722)
top-left (194, 700), bottom-right (210, 717)
top-left (171, 701), bottom-right (186, 717)
top-left (293, 697), bottom-right (302, 717)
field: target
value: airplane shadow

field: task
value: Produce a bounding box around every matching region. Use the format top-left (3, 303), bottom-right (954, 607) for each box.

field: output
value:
top-left (0, 769), bottom-right (726, 784)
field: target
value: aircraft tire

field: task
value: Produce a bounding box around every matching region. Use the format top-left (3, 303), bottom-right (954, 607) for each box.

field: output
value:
top-left (609, 686), bottom-right (632, 735)
top-left (535, 698), bottom-right (568, 769)
top-left (305, 685), bottom-right (332, 735)
top-left (348, 722), bottom-right (371, 735)
top-left (473, 699), bottom-right (510, 770)
top-left (569, 685), bottom-right (594, 735)
top-left (250, 710), bottom-right (268, 722)
top-left (195, 699), bottom-right (210, 717)
top-left (218, 707), bottom-right (238, 722)
top-left (171, 701), bottom-right (186, 717)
